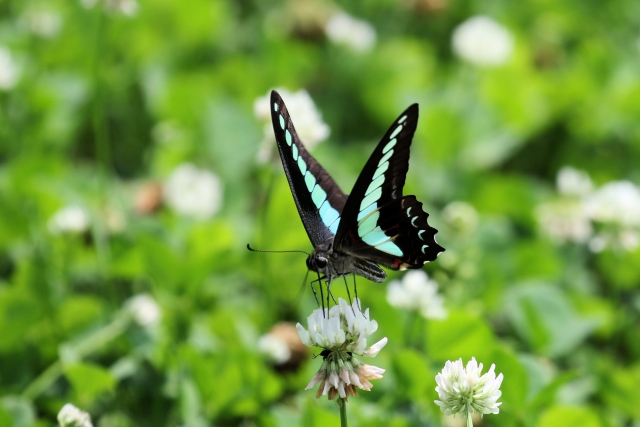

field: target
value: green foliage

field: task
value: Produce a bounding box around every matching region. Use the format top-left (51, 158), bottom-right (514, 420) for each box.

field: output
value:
top-left (1, 0), bottom-right (639, 426)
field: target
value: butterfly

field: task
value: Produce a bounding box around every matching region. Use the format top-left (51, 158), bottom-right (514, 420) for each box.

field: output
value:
top-left (269, 90), bottom-right (444, 286)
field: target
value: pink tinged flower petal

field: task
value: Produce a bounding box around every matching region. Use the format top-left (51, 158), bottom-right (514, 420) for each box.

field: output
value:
top-left (322, 378), bottom-right (332, 396)
top-left (359, 378), bottom-right (373, 390)
top-left (340, 369), bottom-right (351, 385)
top-left (306, 372), bottom-right (325, 390)
top-left (358, 364), bottom-right (385, 379)
top-left (328, 372), bottom-right (340, 390)
top-left (349, 371), bottom-right (364, 388)
top-left (363, 337), bottom-right (388, 357)
top-left (337, 381), bottom-right (347, 398)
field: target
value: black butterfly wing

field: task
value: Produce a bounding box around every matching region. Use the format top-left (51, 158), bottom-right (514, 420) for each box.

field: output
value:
top-left (334, 104), bottom-right (444, 270)
top-left (270, 90), bottom-right (347, 246)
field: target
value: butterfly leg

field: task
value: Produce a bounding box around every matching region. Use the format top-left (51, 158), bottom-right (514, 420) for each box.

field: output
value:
top-left (325, 277), bottom-right (333, 311)
top-left (308, 275), bottom-right (320, 309)
top-left (317, 271), bottom-right (326, 316)
top-left (342, 275), bottom-right (355, 315)
top-left (352, 273), bottom-right (364, 315)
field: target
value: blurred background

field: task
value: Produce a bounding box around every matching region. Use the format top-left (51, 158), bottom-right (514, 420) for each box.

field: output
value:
top-left (1, 0), bottom-right (640, 426)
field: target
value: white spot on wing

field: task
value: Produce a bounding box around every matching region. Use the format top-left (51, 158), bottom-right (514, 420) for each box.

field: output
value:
top-left (390, 124), bottom-right (403, 139)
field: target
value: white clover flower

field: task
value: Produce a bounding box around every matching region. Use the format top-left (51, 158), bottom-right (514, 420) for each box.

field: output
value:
top-left (387, 270), bottom-right (447, 320)
top-left (297, 298), bottom-right (387, 400)
top-left (0, 46), bottom-right (19, 90)
top-left (452, 16), bottom-right (513, 66)
top-left (583, 180), bottom-right (640, 251)
top-left (163, 163), bottom-right (223, 220)
top-left (80, 0), bottom-right (138, 17)
top-left (151, 121), bottom-right (185, 145)
top-left (325, 13), bottom-right (377, 53)
top-left (258, 333), bottom-right (291, 364)
top-left (442, 201), bottom-right (479, 234)
top-left (536, 200), bottom-right (592, 244)
top-left (254, 88), bottom-right (330, 163)
top-left (48, 205), bottom-right (90, 235)
top-left (585, 181), bottom-right (640, 228)
top-left (126, 294), bottom-right (161, 328)
top-left (21, 9), bottom-right (63, 38)
top-left (57, 403), bottom-right (93, 427)
top-left (435, 357), bottom-right (503, 425)
top-left (556, 167), bottom-right (593, 197)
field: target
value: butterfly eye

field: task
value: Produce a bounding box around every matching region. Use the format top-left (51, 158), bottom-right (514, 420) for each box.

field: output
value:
top-left (316, 257), bottom-right (327, 268)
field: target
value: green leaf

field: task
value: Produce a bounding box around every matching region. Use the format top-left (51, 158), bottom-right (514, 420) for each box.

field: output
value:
top-left (596, 247), bottom-right (640, 290)
top-left (301, 401), bottom-right (339, 427)
top-left (426, 310), bottom-right (496, 362)
top-left (490, 346), bottom-right (528, 412)
top-left (138, 233), bottom-right (184, 290)
top-left (0, 288), bottom-right (42, 352)
top-left (391, 349), bottom-right (432, 398)
top-left (0, 396), bottom-right (35, 427)
top-left (57, 296), bottom-right (104, 336)
top-left (64, 362), bottom-right (117, 402)
top-left (513, 239), bottom-right (562, 281)
top-left (535, 405), bottom-right (602, 427)
top-left (470, 175), bottom-right (538, 227)
top-left (600, 363), bottom-right (640, 419)
top-left (419, 106), bottom-right (463, 165)
top-left (504, 283), bottom-right (599, 357)
top-left (528, 371), bottom-right (579, 411)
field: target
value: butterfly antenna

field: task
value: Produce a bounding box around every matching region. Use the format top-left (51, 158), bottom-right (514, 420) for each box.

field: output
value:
top-left (247, 244), bottom-right (310, 256)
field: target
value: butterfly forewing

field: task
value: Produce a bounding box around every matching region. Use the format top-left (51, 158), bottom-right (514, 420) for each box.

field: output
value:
top-left (270, 90), bottom-right (347, 246)
top-left (335, 104), bottom-right (444, 269)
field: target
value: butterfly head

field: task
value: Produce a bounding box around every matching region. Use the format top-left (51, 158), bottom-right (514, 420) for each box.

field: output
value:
top-left (306, 252), bottom-right (328, 273)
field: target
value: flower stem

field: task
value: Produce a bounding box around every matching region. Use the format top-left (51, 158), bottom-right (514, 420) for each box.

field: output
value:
top-left (466, 409), bottom-right (473, 427)
top-left (338, 398), bottom-right (348, 427)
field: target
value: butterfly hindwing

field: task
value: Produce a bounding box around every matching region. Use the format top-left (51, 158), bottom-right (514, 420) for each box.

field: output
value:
top-left (335, 104), bottom-right (444, 269)
top-left (270, 90), bottom-right (347, 246)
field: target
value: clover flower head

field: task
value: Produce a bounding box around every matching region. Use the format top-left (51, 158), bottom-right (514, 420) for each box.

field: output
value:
top-left (442, 201), bottom-right (479, 234)
top-left (0, 46), bottom-right (19, 90)
top-left (325, 13), bottom-right (377, 52)
top-left (297, 298), bottom-right (387, 400)
top-left (81, 0), bottom-right (138, 17)
top-left (163, 163), bottom-right (223, 220)
top-left (57, 403), bottom-right (93, 427)
top-left (387, 270), bottom-right (447, 320)
top-left (435, 357), bottom-right (503, 423)
top-left (536, 199), bottom-right (592, 244)
top-left (21, 9), bottom-right (63, 38)
top-left (126, 294), bottom-right (161, 328)
top-left (48, 205), bottom-right (90, 235)
top-left (452, 16), bottom-right (513, 66)
top-left (557, 166), bottom-right (593, 197)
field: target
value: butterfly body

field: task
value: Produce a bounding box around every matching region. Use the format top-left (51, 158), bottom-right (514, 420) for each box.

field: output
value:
top-left (270, 90), bottom-right (444, 285)
top-left (306, 241), bottom-right (386, 283)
